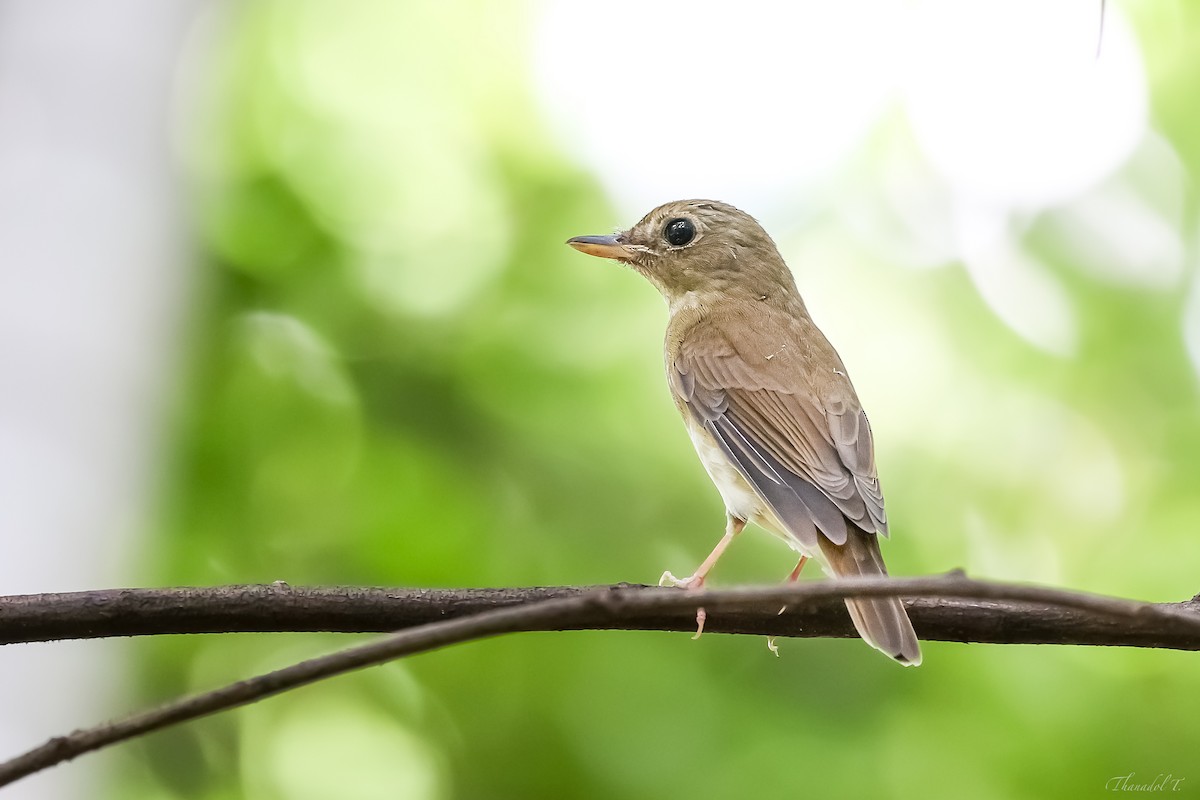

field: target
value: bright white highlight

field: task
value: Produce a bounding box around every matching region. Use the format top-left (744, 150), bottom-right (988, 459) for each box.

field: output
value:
top-left (535, 0), bottom-right (1146, 215)
top-left (535, 0), bottom-right (901, 213)
top-left (905, 0), bottom-right (1146, 208)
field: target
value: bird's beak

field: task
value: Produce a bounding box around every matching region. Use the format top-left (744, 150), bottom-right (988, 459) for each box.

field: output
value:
top-left (566, 234), bottom-right (634, 261)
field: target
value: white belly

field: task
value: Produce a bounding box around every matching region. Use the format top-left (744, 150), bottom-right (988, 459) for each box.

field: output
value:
top-left (684, 417), bottom-right (819, 560)
top-left (685, 419), bottom-right (765, 521)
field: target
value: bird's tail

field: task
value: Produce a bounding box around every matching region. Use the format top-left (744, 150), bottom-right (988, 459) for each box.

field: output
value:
top-left (817, 530), bottom-right (922, 666)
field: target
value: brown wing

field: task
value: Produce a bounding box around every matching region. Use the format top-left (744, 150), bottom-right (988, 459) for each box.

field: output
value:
top-left (670, 318), bottom-right (887, 551)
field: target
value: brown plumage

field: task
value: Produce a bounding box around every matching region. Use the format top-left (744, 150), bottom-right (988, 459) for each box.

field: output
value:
top-left (568, 199), bottom-right (921, 666)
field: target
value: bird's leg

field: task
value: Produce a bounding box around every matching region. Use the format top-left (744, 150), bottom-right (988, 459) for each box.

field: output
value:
top-left (659, 515), bottom-right (745, 589)
top-left (767, 554), bottom-right (811, 654)
top-left (776, 555), bottom-right (809, 615)
top-left (659, 515), bottom-right (746, 639)
top-left (786, 555), bottom-right (809, 583)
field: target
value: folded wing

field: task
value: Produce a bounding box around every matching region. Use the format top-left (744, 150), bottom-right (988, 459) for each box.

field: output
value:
top-left (671, 324), bottom-right (887, 550)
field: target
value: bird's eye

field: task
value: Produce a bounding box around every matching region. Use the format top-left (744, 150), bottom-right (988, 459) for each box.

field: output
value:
top-left (664, 218), bottom-right (695, 247)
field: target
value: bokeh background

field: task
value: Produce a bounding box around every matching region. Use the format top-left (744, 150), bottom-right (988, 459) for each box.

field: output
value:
top-left (2, 1), bottom-right (1198, 798)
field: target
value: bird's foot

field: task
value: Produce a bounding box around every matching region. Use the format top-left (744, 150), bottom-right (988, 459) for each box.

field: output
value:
top-left (766, 636), bottom-right (780, 657)
top-left (658, 571), bottom-right (707, 638)
top-left (658, 570), bottom-right (705, 590)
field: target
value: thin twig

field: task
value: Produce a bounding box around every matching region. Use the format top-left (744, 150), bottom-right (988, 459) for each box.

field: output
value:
top-left (0, 592), bottom-right (601, 788)
top-left (0, 575), bottom-right (1197, 788)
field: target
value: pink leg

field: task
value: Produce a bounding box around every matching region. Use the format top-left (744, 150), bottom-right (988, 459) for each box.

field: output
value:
top-left (786, 555), bottom-right (809, 582)
top-left (778, 555), bottom-right (810, 615)
top-left (660, 515), bottom-right (746, 638)
top-left (660, 515), bottom-right (745, 589)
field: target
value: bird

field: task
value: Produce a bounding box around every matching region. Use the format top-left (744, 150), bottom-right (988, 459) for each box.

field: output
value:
top-left (566, 199), bottom-right (921, 666)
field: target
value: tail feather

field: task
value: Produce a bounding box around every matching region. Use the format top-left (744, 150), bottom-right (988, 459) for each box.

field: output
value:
top-left (817, 529), bottom-right (922, 666)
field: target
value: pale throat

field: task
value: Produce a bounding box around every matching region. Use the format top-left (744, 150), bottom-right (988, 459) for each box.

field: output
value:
top-left (661, 279), bottom-right (778, 316)
top-left (657, 275), bottom-right (743, 315)
top-left (666, 289), bottom-right (713, 316)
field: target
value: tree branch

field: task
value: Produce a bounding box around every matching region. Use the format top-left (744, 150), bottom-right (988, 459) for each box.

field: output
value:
top-left (2, 576), bottom-right (1199, 649)
top-left (1, 575), bottom-right (1199, 788)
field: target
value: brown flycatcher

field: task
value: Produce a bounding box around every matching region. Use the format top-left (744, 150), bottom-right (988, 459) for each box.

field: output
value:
top-left (568, 199), bottom-right (921, 665)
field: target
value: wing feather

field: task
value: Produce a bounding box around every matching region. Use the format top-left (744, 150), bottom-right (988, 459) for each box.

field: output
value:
top-left (673, 322), bottom-right (888, 547)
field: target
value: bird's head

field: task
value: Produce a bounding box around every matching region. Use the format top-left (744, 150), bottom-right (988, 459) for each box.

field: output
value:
top-left (567, 199), bottom-right (797, 305)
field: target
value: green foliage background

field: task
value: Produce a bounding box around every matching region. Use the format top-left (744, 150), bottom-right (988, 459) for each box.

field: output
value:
top-left (119, 2), bottom-right (1199, 797)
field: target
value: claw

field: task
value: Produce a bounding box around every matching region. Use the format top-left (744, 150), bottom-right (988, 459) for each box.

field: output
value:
top-left (766, 636), bottom-right (780, 657)
top-left (660, 572), bottom-right (707, 636)
top-left (692, 607), bottom-right (707, 639)
top-left (659, 570), bottom-right (705, 590)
